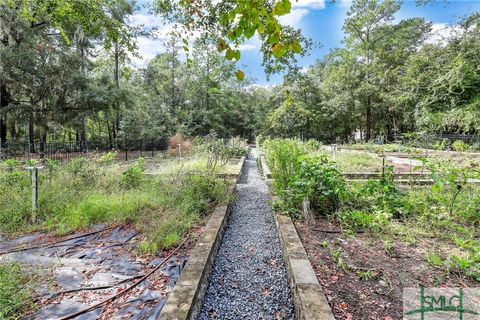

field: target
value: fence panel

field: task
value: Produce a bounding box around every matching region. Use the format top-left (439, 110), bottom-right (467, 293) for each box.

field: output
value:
top-left (0, 138), bottom-right (169, 162)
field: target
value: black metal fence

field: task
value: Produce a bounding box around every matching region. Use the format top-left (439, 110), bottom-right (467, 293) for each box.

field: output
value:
top-left (394, 133), bottom-right (480, 144)
top-left (0, 138), bottom-right (169, 161)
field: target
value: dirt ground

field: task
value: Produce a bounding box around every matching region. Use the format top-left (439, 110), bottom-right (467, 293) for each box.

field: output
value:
top-left (295, 219), bottom-right (478, 320)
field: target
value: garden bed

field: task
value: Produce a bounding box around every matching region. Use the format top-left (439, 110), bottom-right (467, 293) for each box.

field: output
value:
top-left (296, 218), bottom-right (479, 319)
top-left (0, 223), bottom-right (199, 319)
top-left (0, 138), bottom-right (247, 319)
top-left (260, 138), bottom-right (480, 320)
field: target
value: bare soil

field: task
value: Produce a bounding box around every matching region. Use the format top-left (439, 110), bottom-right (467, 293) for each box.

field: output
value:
top-left (295, 219), bottom-right (478, 320)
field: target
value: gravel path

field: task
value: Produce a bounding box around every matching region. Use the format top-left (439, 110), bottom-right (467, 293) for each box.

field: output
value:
top-left (200, 150), bottom-right (294, 319)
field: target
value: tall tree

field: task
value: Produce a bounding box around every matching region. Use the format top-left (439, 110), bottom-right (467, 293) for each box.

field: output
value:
top-left (344, 0), bottom-right (401, 140)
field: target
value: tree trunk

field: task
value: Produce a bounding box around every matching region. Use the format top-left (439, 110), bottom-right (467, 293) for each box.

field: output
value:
top-left (29, 101), bottom-right (35, 153)
top-left (1, 80), bottom-right (9, 144)
top-left (366, 97), bottom-right (372, 141)
top-left (107, 121), bottom-right (113, 149)
top-left (80, 117), bottom-right (87, 142)
top-left (0, 115), bottom-right (6, 144)
top-left (10, 120), bottom-right (16, 142)
top-left (114, 42), bottom-right (120, 139)
top-left (386, 109), bottom-right (395, 142)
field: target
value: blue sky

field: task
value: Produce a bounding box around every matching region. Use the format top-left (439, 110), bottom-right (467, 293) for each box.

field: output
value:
top-left (130, 0), bottom-right (480, 85)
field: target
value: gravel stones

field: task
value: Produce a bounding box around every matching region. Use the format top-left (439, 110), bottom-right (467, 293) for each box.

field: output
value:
top-left (200, 152), bottom-right (294, 319)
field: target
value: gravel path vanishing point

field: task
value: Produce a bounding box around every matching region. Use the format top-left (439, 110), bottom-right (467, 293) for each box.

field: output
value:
top-left (200, 149), bottom-right (294, 319)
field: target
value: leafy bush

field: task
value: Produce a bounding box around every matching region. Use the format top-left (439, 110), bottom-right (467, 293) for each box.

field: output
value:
top-left (200, 133), bottom-right (248, 171)
top-left (227, 136), bottom-right (249, 157)
top-left (452, 140), bottom-right (470, 152)
top-left (305, 139), bottom-right (322, 151)
top-left (290, 155), bottom-right (345, 216)
top-left (433, 138), bottom-right (451, 150)
top-left (263, 138), bottom-right (307, 190)
top-left (121, 157), bottom-right (145, 189)
top-left (264, 139), bottom-right (344, 217)
top-left (99, 151), bottom-right (118, 164)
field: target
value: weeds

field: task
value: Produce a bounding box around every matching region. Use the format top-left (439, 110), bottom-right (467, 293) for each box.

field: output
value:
top-left (265, 138), bottom-right (480, 281)
top-left (0, 263), bottom-right (35, 319)
top-left (0, 155), bottom-right (228, 250)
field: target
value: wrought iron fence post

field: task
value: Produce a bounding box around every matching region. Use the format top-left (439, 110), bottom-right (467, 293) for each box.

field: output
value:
top-left (125, 137), bottom-right (128, 162)
top-left (40, 141), bottom-right (45, 159)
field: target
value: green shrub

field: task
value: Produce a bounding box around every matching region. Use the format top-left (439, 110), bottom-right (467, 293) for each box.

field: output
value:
top-left (99, 151), bottom-right (118, 164)
top-left (290, 155), bottom-right (345, 216)
top-left (452, 140), bottom-right (470, 152)
top-left (338, 210), bottom-right (388, 232)
top-left (470, 141), bottom-right (480, 151)
top-left (121, 157), bottom-right (145, 189)
top-left (305, 139), bottom-right (322, 151)
top-left (264, 138), bottom-right (307, 190)
top-left (2, 159), bottom-right (21, 167)
top-left (433, 138), bottom-right (451, 150)
top-left (264, 139), bottom-right (344, 217)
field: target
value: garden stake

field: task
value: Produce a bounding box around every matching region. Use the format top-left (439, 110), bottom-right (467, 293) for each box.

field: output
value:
top-left (382, 156), bottom-right (385, 179)
top-left (25, 165), bottom-right (43, 223)
top-left (178, 143), bottom-right (183, 159)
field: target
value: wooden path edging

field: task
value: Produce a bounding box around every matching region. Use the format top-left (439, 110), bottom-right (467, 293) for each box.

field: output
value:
top-left (259, 156), bottom-right (335, 320)
top-left (157, 156), bottom-right (245, 320)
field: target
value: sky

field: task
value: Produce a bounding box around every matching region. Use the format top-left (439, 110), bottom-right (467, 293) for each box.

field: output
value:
top-left (130, 0), bottom-right (480, 85)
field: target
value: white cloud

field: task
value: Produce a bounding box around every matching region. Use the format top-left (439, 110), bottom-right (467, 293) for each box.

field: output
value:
top-left (278, 8), bottom-right (310, 28)
top-left (236, 36), bottom-right (261, 52)
top-left (238, 44), bottom-right (257, 51)
top-left (130, 36), bottom-right (165, 65)
top-left (128, 12), bottom-right (206, 66)
top-left (336, 0), bottom-right (352, 7)
top-left (292, 0), bottom-right (326, 9)
top-left (300, 66), bottom-right (310, 74)
top-left (128, 13), bottom-right (164, 28)
top-left (278, 0), bottom-right (326, 28)
top-left (245, 83), bottom-right (276, 91)
top-left (426, 23), bottom-right (462, 45)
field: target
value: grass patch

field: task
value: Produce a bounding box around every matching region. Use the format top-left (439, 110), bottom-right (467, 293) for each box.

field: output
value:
top-left (331, 152), bottom-right (382, 172)
top-left (0, 156), bottom-right (229, 251)
top-left (0, 263), bottom-right (35, 320)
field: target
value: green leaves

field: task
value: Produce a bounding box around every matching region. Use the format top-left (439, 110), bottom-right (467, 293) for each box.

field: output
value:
top-left (235, 70), bottom-right (245, 81)
top-left (273, 0), bottom-right (292, 16)
top-left (290, 39), bottom-right (302, 54)
top-left (226, 48), bottom-right (240, 61)
top-left (157, 0), bottom-right (304, 78)
top-left (272, 43), bottom-right (286, 59)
